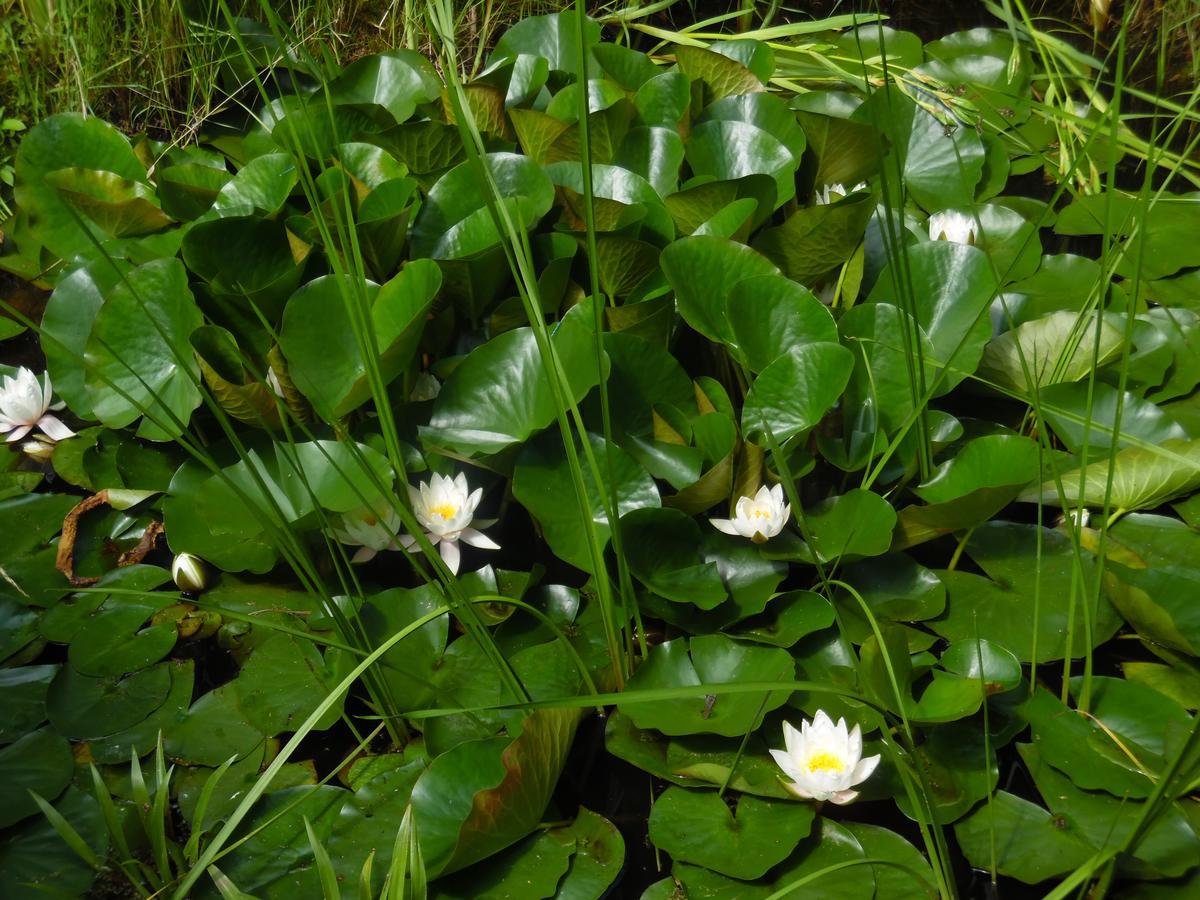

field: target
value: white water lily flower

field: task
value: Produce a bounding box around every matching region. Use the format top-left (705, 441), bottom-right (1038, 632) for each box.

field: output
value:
top-left (0, 367), bottom-right (74, 444)
top-left (771, 711), bottom-right (880, 805)
top-left (815, 181), bottom-right (867, 205)
top-left (334, 505), bottom-right (406, 564)
top-left (927, 209), bottom-right (977, 245)
top-left (1067, 508), bottom-right (1091, 528)
top-left (710, 483), bottom-right (790, 543)
top-left (401, 472), bottom-right (499, 574)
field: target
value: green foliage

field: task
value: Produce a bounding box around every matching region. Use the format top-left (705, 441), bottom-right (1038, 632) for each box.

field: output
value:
top-left (2, 4), bottom-right (1200, 900)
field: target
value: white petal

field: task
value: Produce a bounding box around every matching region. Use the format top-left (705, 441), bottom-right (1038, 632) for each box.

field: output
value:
top-left (848, 724), bottom-right (863, 763)
top-left (734, 518), bottom-right (760, 539)
top-left (851, 754), bottom-right (880, 785)
top-left (811, 710), bottom-right (834, 735)
top-left (782, 720), bottom-right (802, 757)
top-left (37, 414), bottom-right (75, 441)
top-left (5, 424), bottom-right (32, 442)
top-left (710, 518), bottom-right (740, 536)
top-left (465, 485), bottom-right (483, 515)
top-left (440, 539), bottom-right (461, 574)
top-left (454, 472), bottom-right (469, 495)
top-left (834, 716), bottom-right (849, 744)
top-left (351, 546), bottom-right (377, 564)
top-left (459, 527), bottom-right (500, 550)
top-left (827, 789), bottom-right (859, 806)
top-left (781, 779), bottom-right (817, 800)
top-left (399, 534), bottom-right (419, 550)
top-left (769, 747), bottom-right (804, 783)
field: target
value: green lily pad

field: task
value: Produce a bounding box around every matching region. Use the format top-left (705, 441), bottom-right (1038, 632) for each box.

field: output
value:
top-left (422, 305), bottom-right (601, 456)
top-left (166, 683), bottom-right (267, 766)
top-left (978, 310), bottom-right (1124, 392)
top-left (433, 827), bottom-right (572, 900)
top-left (0, 664), bottom-right (57, 744)
top-left (514, 431), bottom-right (660, 573)
top-left (13, 112), bottom-right (148, 259)
top-left (752, 193), bottom-right (875, 284)
top-left (352, 585), bottom-right (447, 711)
top-left (1020, 438), bottom-right (1200, 513)
top-left (1071, 675), bottom-right (1192, 760)
top-left (648, 787), bottom-right (815, 879)
top-left (491, 11), bottom-right (599, 73)
top-left (727, 275), bottom-right (838, 373)
top-left (605, 711), bottom-right (791, 799)
top-left (617, 635), bottom-right (794, 737)
top-left (0, 786), bottom-right (106, 899)
top-left (45, 166), bottom-right (171, 238)
top-left (235, 633), bottom-right (341, 735)
top-left (793, 488), bottom-right (896, 564)
top-left (212, 153), bottom-right (298, 216)
top-left (328, 49), bottom-right (441, 123)
top-left (660, 235), bottom-right (779, 344)
top-left (857, 86), bottom-right (984, 211)
top-left (931, 522), bottom-right (1121, 663)
top-left (769, 818), bottom-right (875, 899)
top-left (1020, 742), bottom-right (1200, 878)
top-left (67, 576), bottom-right (176, 676)
top-left (687, 93), bottom-right (805, 209)
top-left (1041, 382), bottom-right (1187, 453)
top-left (549, 807), bottom-right (625, 899)
top-left (411, 707), bottom-right (581, 877)
top-left (87, 658), bottom-right (195, 764)
top-left (207, 784), bottom-right (345, 897)
top-left (840, 553), bottom-right (947, 629)
top-left (620, 507), bottom-right (727, 609)
top-left (327, 744), bottom-right (429, 884)
top-left (1020, 686), bottom-right (1156, 797)
top-left (868, 241), bottom-right (998, 394)
top-left (616, 125), bottom-right (685, 196)
top-left (844, 822), bottom-right (939, 898)
top-left (741, 342), bottom-right (855, 445)
top-left (939, 639), bottom-right (1022, 694)
top-left (279, 261), bottom-right (439, 420)
top-left (731, 590), bottom-right (835, 648)
top-left (837, 302), bottom-right (938, 438)
top-left (47, 661), bottom-right (172, 740)
top-left (157, 160), bottom-right (231, 220)
top-left (0, 726), bottom-right (74, 828)
top-left (955, 790), bottom-right (1094, 884)
top-left (81, 257), bottom-right (204, 440)
top-left (410, 152), bottom-right (554, 259)
top-left (674, 44), bottom-right (764, 102)
top-left (894, 722), bottom-right (998, 824)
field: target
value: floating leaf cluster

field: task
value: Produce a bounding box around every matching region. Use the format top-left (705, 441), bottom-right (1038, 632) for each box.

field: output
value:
top-left (1, 9), bottom-right (1200, 899)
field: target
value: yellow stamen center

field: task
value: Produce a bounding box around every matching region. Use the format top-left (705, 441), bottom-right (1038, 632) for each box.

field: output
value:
top-left (429, 503), bottom-right (457, 519)
top-left (751, 507), bottom-right (771, 519)
top-left (805, 751), bottom-right (845, 774)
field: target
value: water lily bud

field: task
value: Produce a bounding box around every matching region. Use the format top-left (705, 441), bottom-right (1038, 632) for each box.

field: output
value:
top-left (171, 552), bottom-right (210, 593)
top-left (927, 209), bottom-right (977, 245)
top-left (21, 437), bottom-right (55, 463)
